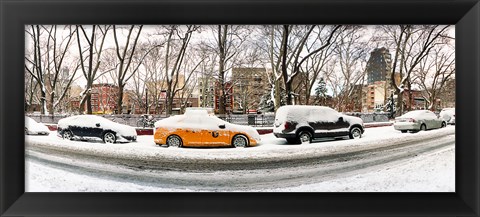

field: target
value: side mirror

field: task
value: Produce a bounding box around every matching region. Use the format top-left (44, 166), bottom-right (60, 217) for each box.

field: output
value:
top-left (95, 123), bottom-right (101, 127)
top-left (219, 124), bottom-right (226, 129)
top-left (338, 117), bottom-right (344, 122)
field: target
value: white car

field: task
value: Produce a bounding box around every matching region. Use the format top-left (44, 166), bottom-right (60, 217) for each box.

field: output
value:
top-left (273, 105), bottom-right (365, 144)
top-left (57, 115), bottom-right (137, 143)
top-left (439, 108), bottom-right (455, 125)
top-left (25, 116), bottom-right (50, 135)
top-left (394, 110), bottom-right (447, 133)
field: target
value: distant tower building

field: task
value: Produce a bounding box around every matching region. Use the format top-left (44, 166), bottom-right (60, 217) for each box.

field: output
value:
top-left (366, 47), bottom-right (392, 84)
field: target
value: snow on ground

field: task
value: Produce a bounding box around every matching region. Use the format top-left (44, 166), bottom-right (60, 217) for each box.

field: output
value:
top-left (25, 159), bottom-right (193, 192)
top-left (25, 144), bottom-right (455, 192)
top-left (260, 146), bottom-right (455, 192)
top-left (25, 125), bottom-right (455, 162)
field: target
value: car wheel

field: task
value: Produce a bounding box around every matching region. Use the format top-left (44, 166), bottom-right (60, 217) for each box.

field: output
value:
top-left (349, 127), bottom-right (362, 139)
top-left (63, 130), bottom-right (73, 140)
top-left (298, 131), bottom-right (312, 144)
top-left (441, 122), bottom-right (446, 128)
top-left (232, 135), bottom-right (249, 148)
top-left (401, 130), bottom-right (408, 133)
top-left (103, 132), bottom-right (116, 144)
top-left (166, 135), bottom-right (182, 147)
top-left (25, 127), bottom-right (29, 135)
top-left (420, 124), bottom-right (427, 131)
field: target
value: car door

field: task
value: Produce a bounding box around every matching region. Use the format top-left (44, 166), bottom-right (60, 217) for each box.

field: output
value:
top-left (201, 116), bottom-right (231, 147)
top-left (323, 108), bottom-right (349, 137)
top-left (67, 117), bottom-right (85, 137)
top-left (91, 118), bottom-right (107, 138)
top-left (179, 115), bottom-right (203, 146)
top-left (431, 112), bottom-right (443, 129)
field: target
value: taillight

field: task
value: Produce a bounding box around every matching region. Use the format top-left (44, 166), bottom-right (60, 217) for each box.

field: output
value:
top-left (284, 122), bottom-right (290, 129)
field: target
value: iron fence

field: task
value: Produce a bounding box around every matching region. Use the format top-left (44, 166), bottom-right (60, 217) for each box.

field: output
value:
top-left (26, 112), bottom-right (389, 128)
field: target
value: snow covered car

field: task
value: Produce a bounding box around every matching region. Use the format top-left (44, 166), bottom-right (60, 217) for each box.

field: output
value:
top-left (57, 115), bottom-right (137, 143)
top-left (25, 116), bottom-right (50, 135)
top-left (154, 110), bottom-right (261, 148)
top-left (273, 105), bottom-right (364, 144)
top-left (439, 108), bottom-right (455, 125)
top-left (393, 110), bottom-right (447, 133)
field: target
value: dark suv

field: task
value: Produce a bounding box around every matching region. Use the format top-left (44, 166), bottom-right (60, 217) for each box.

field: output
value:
top-left (273, 105), bottom-right (364, 144)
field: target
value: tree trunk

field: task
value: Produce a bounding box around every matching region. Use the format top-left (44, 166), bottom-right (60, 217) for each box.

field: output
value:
top-left (274, 78), bottom-right (281, 111)
top-left (48, 92), bottom-right (55, 115)
top-left (117, 84), bottom-right (124, 114)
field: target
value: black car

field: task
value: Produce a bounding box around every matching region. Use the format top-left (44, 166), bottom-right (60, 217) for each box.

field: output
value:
top-left (273, 105), bottom-right (365, 144)
top-left (57, 115), bottom-right (137, 143)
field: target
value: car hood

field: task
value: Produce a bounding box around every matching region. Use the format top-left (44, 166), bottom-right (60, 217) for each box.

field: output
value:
top-left (342, 115), bottom-right (363, 126)
top-left (226, 123), bottom-right (261, 142)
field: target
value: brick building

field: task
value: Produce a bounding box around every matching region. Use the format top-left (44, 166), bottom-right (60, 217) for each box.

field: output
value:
top-left (231, 68), bottom-right (269, 113)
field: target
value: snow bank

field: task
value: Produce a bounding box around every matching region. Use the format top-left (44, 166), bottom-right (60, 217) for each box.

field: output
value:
top-left (26, 126), bottom-right (455, 163)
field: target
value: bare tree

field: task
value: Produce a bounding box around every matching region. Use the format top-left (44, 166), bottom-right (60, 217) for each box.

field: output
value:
top-left (160, 25), bottom-right (199, 115)
top-left (112, 25), bottom-right (158, 114)
top-left (210, 25), bottom-right (250, 114)
top-left (24, 25), bottom-right (48, 114)
top-left (332, 26), bottom-right (369, 112)
top-left (76, 25), bottom-right (112, 114)
top-left (378, 25), bottom-right (450, 115)
top-left (42, 26), bottom-right (80, 115)
top-left (297, 25), bottom-right (340, 105)
top-left (413, 46), bottom-right (455, 110)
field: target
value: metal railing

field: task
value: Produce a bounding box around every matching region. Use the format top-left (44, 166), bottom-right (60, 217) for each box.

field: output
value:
top-left (26, 112), bottom-right (389, 128)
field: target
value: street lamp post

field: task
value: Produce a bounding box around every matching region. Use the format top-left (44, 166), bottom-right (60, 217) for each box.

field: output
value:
top-left (145, 89), bottom-right (148, 114)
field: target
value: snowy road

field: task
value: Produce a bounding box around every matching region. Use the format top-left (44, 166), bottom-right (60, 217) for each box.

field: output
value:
top-left (26, 125), bottom-right (455, 192)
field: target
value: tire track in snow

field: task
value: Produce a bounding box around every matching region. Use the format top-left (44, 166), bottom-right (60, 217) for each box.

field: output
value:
top-left (26, 134), bottom-right (455, 191)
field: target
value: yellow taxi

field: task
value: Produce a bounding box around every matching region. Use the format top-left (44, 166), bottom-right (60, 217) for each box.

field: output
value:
top-left (154, 110), bottom-right (261, 148)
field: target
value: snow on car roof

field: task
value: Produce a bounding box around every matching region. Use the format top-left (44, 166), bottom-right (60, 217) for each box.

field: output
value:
top-left (154, 113), bottom-right (260, 139)
top-left (276, 105), bottom-right (339, 123)
top-left (400, 110), bottom-right (431, 118)
top-left (58, 115), bottom-right (136, 136)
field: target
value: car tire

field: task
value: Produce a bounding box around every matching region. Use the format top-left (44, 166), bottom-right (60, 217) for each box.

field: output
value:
top-left (349, 127), bottom-right (362, 139)
top-left (420, 124), bottom-right (427, 131)
top-left (103, 132), bottom-right (116, 144)
top-left (166, 135), bottom-right (182, 147)
top-left (401, 130), bottom-right (408, 133)
top-left (298, 131), bottom-right (312, 144)
top-left (62, 130), bottom-right (74, 140)
top-left (232, 135), bottom-right (249, 148)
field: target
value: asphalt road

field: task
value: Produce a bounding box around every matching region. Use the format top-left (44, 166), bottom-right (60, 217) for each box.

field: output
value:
top-left (26, 133), bottom-right (455, 191)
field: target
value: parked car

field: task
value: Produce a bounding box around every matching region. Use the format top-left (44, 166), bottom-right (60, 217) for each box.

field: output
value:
top-left (25, 116), bottom-right (50, 135)
top-left (154, 110), bottom-right (261, 148)
top-left (439, 108), bottom-right (455, 125)
top-left (273, 105), bottom-right (364, 144)
top-left (57, 115), bottom-right (137, 143)
top-left (393, 110), bottom-right (447, 133)
top-left (185, 107), bottom-right (215, 116)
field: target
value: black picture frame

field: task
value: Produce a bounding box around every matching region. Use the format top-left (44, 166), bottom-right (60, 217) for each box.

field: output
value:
top-left (1, 0), bottom-right (479, 216)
